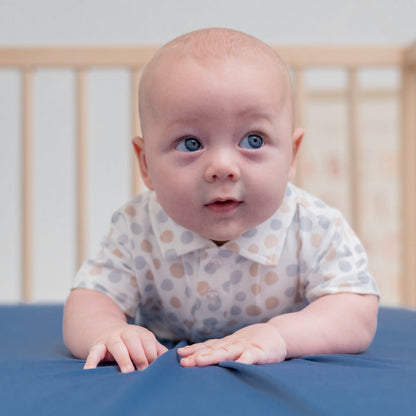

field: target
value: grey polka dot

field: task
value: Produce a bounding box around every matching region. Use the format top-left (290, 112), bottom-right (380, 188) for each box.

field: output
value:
top-left (356, 258), bottom-right (366, 268)
top-left (157, 210), bottom-right (169, 223)
top-left (271, 219), bottom-right (282, 230)
top-left (285, 287), bottom-right (296, 297)
top-left (355, 244), bottom-right (365, 254)
top-left (203, 317), bottom-right (218, 328)
top-left (117, 234), bottom-right (129, 245)
top-left (94, 283), bottom-right (108, 293)
top-left (185, 286), bottom-right (192, 297)
top-left (230, 305), bottom-right (242, 316)
top-left (167, 312), bottom-right (179, 322)
top-left (300, 260), bottom-right (308, 273)
top-left (181, 231), bottom-right (194, 244)
top-left (343, 245), bottom-right (352, 257)
top-left (235, 292), bottom-right (246, 302)
top-left (76, 280), bottom-right (86, 288)
top-left (133, 195), bottom-right (143, 204)
top-left (183, 262), bottom-right (194, 276)
top-left (339, 260), bottom-right (352, 272)
top-left (165, 249), bottom-right (178, 260)
top-left (243, 228), bottom-right (257, 238)
top-left (318, 215), bottom-right (330, 230)
top-left (236, 256), bottom-right (247, 264)
top-left (108, 270), bottom-right (122, 283)
top-left (204, 262), bottom-right (219, 274)
top-left (208, 297), bottom-right (222, 312)
top-left (111, 212), bottom-right (122, 224)
top-left (131, 222), bottom-right (142, 235)
top-left (286, 186), bottom-right (292, 196)
top-left (116, 293), bottom-right (127, 304)
top-left (145, 284), bottom-right (154, 292)
top-left (161, 279), bottom-right (173, 291)
top-left (299, 217), bottom-right (313, 231)
top-left (286, 264), bottom-right (299, 277)
top-left (358, 273), bottom-right (369, 284)
top-left (103, 259), bottom-right (114, 268)
top-left (230, 270), bottom-right (242, 284)
top-left (219, 249), bottom-right (233, 258)
top-left (222, 281), bottom-right (231, 292)
top-left (134, 256), bottom-right (146, 269)
top-left (314, 199), bottom-right (326, 208)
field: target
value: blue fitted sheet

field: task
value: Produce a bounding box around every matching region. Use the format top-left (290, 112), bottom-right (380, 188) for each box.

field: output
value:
top-left (0, 305), bottom-right (415, 415)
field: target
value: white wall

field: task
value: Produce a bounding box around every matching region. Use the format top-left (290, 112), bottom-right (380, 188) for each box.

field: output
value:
top-left (1, 0), bottom-right (416, 303)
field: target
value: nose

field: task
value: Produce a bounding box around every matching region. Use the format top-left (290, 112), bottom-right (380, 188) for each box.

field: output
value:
top-left (204, 150), bottom-right (241, 183)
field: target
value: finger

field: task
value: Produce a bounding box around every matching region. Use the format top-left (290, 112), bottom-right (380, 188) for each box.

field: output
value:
top-left (177, 339), bottom-right (219, 357)
top-left (156, 341), bottom-right (168, 356)
top-left (84, 343), bottom-right (107, 370)
top-left (106, 337), bottom-right (135, 373)
top-left (182, 342), bottom-right (243, 367)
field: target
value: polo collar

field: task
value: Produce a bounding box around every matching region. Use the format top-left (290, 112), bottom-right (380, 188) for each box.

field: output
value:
top-left (149, 184), bottom-right (297, 266)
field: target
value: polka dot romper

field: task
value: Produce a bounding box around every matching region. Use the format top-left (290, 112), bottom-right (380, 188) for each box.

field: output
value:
top-left (73, 183), bottom-right (379, 343)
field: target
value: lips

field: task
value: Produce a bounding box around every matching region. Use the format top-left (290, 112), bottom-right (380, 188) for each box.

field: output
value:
top-left (204, 198), bottom-right (242, 214)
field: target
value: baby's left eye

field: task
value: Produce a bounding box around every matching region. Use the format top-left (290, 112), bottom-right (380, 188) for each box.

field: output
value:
top-left (239, 134), bottom-right (264, 149)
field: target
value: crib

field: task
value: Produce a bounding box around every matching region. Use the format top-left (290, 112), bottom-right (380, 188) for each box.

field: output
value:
top-left (1, 42), bottom-right (415, 307)
top-left (1, 42), bottom-right (416, 416)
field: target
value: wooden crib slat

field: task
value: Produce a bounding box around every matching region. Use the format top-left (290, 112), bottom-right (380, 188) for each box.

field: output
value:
top-left (21, 69), bottom-right (33, 302)
top-left (76, 69), bottom-right (88, 268)
top-left (130, 69), bottom-right (141, 197)
top-left (401, 66), bottom-right (416, 307)
top-left (293, 67), bottom-right (306, 188)
top-left (347, 69), bottom-right (361, 235)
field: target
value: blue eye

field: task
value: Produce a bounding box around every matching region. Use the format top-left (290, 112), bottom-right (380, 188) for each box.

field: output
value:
top-left (176, 137), bottom-right (202, 152)
top-left (240, 134), bottom-right (264, 149)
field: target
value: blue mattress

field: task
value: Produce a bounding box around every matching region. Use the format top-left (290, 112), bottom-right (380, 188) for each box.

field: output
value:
top-left (1, 305), bottom-right (415, 415)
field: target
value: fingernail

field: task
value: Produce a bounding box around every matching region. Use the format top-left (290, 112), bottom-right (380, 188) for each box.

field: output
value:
top-left (138, 364), bottom-right (147, 371)
top-left (122, 365), bottom-right (134, 373)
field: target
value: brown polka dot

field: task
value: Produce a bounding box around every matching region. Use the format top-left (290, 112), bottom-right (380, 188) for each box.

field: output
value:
top-left (197, 281), bottom-right (210, 296)
top-left (265, 271), bottom-right (279, 285)
top-left (248, 244), bottom-right (259, 254)
top-left (265, 234), bottom-right (278, 248)
top-left (249, 263), bottom-right (259, 277)
top-left (124, 205), bottom-right (136, 216)
top-left (227, 319), bottom-right (238, 327)
top-left (334, 217), bottom-right (343, 227)
top-left (153, 258), bottom-right (161, 269)
top-left (184, 320), bottom-right (194, 330)
top-left (338, 282), bottom-right (353, 291)
top-left (246, 305), bottom-right (262, 316)
top-left (112, 249), bottom-right (123, 258)
top-left (325, 246), bottom-right (337, 261)
top-left (141, 239), bottom-right (153, 253)
top-left (225, 241), bottom-right (240, 254)
top-left (160, 230), bottom-right (174, 243)
top-left (280, 201), bottom-right (291, 213)
top-left (310, 233), bottom-right (322, 248)
top-left (145, 270), bottom-right (154, 281)
top-left (170, 297), bottom-right (182, 308)
top-left (130, 276), bottom-right (138, 287)
top-left (266, 253), bottom-right (279, 265)
top-left (265, 296), bottom-right (279, 309)
top-left (90, 266), bottom-right (102, 275)
top-left (324, 273), bottom-right (336, 281)
top-left (251, 283), bottom-right (261, 295)
top-left (135, 292), bottom-right (141, 302)
top-left (170, 263), bottom-right (184, 278)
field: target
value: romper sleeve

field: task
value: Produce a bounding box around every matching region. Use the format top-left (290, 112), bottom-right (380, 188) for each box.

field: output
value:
top-left (72, 209), bottom-right (140, 317)
top-left (302, 211), bottom-right (380, 304)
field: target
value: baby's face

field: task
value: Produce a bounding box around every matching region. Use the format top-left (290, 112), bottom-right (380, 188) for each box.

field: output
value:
top-left (136, 52), bottom-right (302, 244)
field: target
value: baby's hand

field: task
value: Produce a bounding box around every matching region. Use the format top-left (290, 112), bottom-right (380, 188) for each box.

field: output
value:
top-left (178, 323), bottom-right (287, 367)
top-left (84, 324), bottom-right (168, 373)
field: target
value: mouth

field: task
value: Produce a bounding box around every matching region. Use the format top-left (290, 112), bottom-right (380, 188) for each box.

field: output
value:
top-left (204, 198), bottom-right (243, 214)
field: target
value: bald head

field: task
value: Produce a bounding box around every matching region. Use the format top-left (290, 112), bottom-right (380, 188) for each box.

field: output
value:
top-left (138, 28), bottom-right (293, 136)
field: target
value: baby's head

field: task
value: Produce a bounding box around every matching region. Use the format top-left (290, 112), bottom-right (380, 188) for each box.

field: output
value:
top-left (133, 28), bottom-right (303, 245)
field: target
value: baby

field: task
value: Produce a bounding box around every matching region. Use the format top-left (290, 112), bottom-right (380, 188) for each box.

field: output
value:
top-left (63, 28), bottom-right (379, 373)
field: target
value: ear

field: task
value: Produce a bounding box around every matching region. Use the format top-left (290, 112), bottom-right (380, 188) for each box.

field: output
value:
top-left (288, 128), bottom-right (304, 181)
top-left (132, 136), bottom-right (155, 190)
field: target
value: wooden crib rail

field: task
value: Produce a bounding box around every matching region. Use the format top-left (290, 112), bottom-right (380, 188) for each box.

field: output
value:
top-left (0, 44), bottom-right (415, 306)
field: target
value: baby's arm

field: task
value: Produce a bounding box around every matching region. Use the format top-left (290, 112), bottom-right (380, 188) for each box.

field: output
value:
top-left (63, 288), bottom-right (167, 373)
top-left (178, 293), bottom-right (378, 366)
